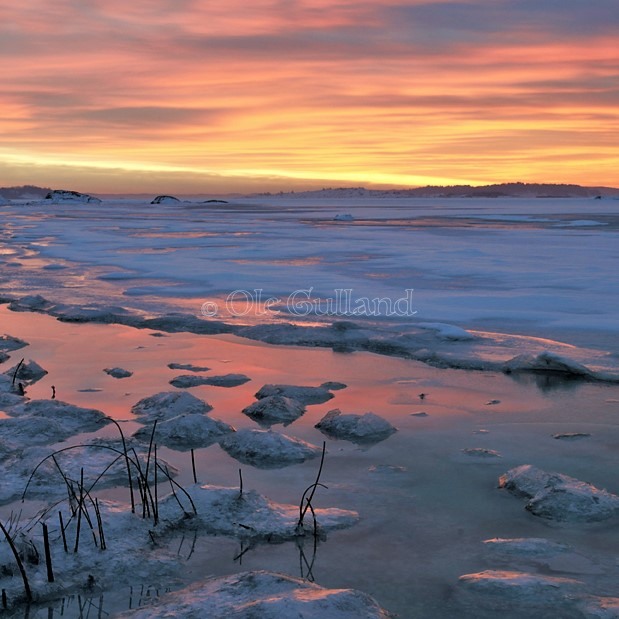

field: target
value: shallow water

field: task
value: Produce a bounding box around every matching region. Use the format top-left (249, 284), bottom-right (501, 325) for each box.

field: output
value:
top-left (1, 306), bottom-right (619, 617)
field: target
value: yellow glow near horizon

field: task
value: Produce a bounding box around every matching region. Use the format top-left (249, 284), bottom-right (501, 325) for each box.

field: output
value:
top-left (1, 2), bottom-right (618, 192)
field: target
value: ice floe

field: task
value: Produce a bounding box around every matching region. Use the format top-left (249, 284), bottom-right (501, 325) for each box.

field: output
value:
top-left (499, 464), bottom-right (619, 522)
top-left (461, 448), bottom-right (502, 459)
top-left (315, 409), bottom-right (397, 445)
top-left (170, 373), bottom-right (251, 388)
top-left (133, 413), bottom-right (234, 451)
top-left (255, 383), bottom-right (334, 405)
top-left (0, 334), bottom-right (28, 352)
top-left (131, 391), bottom-right (212, 422)
top-left (167, 362), bottom-right (210, 372)
top-left (103, 367), bottom-right (133, 379)
top-left (219, 428), bottom-right (322, 469)
top-left (3, 359), bottom-right (48, 385)
top-left (119, 570), bottom-right (391, 619)
top-left (241, 395), bottom-right (306, 427)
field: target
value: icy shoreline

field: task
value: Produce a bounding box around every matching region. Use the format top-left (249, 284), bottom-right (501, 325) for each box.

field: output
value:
top-left (5, 295), bottom-right (619, 383)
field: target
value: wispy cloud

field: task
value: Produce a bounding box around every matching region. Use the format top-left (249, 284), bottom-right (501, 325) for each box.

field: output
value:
top-left (1, 0), bottom-right (618, 191)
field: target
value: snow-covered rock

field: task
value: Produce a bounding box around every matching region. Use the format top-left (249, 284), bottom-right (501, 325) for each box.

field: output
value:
top-left (315, 408), bottom-right (397, 444)
top-left (156, 483), bottom-right (358, 540)
top-left (131, 391), bottom-right (212, 422)
top-left (133, 413), bottom-right (234, 450)
top-left (503, 351), bottom-right (593, 378)
top-left (219, 428), bottom-right (322, 469)
top-left (3, 359), bottom-right (48, 384)
top-left (499, 464), bottom-right (619, 522)
top-left (119, 571), bottom-right (391, 619)
top-left (242, 395), bottom-right (306, 427)
top-left (104, 366), bottom-right (133, 379)
top-left (45, 189), bottom-right (102, 204)
top-left (255, 383), bottom-right (334, 405)
top-left (170, 373), bottom-right (250, 388)
top-left (150, 195), bottom-right (180, 204)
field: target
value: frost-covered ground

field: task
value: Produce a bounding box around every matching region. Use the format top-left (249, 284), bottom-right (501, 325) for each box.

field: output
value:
top-left (1, 195), bottom-right (619, 617)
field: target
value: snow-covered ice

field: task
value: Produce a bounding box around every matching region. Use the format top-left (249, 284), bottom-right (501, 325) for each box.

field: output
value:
top-left (118, 570), bottom-right (392, 619)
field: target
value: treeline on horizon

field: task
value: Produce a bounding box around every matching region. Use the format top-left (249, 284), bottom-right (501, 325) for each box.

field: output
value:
top-left (2, 181), bottom-right (619, 200)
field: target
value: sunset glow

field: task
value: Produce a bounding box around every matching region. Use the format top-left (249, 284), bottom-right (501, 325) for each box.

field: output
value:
top-left (2, 0), bottom-right (618, 193)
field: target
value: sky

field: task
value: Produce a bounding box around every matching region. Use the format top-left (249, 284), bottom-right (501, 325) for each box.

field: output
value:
top-left (1, 0), bottom-right (618, 194)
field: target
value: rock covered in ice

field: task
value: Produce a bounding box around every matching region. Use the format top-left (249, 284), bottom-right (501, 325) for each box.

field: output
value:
top-left (104, 366), bottom-right (133, 379)
top-left (255, 383), bottom-right (334, 405)
top-left (219, 428), bottom-right (322, 468)
top-left (157, 484), bottom-right (358, 540)
top-left (503, 351), bottom-right (593, 378)
top-left (45, 189), bottom-right (102, 203)
top-left (3, 359), bottom-right (48, 384)
top-left (499, 464), bottom-right (619, 522)
top-left (334, 212), bottom-right (355, 221)
top-left (133, 413), bottom-right (234, 450)
top-left (167, 362), bottom-right (211, 372)
top-left (170, 373), bottom-right (250, 388)
top-left (417, 322), bottom-right (476, 341)
top-left (242, 395), bottom-right (306, 427)
top-left (119, 571), bottom-right (391, 619)
top-left (150, 195), bottom-right (180, 204)
top-left (131, 391), bottom-right (212, 421)
top-left (315, 408), bottom-right (397, 444)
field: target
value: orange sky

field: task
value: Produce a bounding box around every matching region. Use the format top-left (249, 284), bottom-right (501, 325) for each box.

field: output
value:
top-left (1, 0), bottom-right (618, 193)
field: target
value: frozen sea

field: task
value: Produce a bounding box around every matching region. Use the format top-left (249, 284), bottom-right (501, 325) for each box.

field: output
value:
top-left (1, 195), bottom-right (619, 618)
